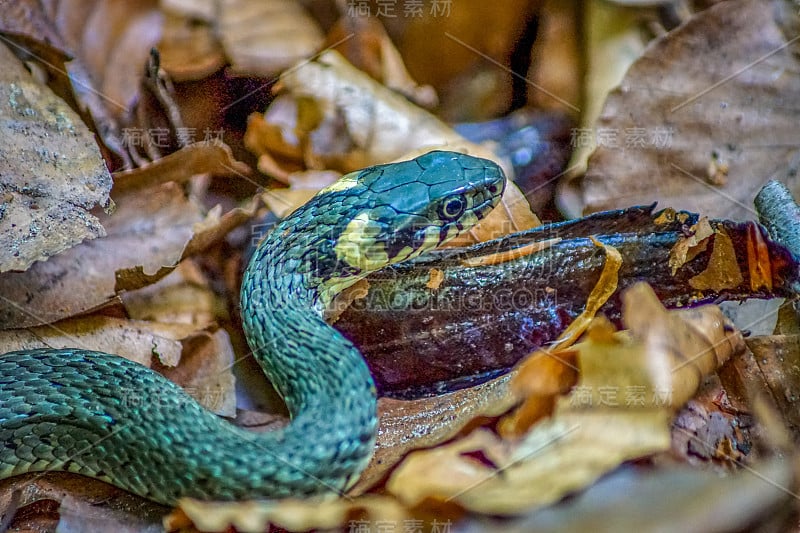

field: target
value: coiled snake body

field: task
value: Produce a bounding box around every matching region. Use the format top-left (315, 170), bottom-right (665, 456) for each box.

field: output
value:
top-left (0, 151), bottom-right (505, 505)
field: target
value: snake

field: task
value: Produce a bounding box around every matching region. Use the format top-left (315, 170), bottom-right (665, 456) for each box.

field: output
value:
top-left (0, 151), bottom-right (505, 505)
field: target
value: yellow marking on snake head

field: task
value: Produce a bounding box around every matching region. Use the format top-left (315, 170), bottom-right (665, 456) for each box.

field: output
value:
top-left (334, 211), bottom-right (389, 271)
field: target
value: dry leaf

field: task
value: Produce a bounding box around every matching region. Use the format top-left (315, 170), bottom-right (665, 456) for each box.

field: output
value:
top-left (218, 0), bottom-right (324, 76)
top-left (669, 216), bottom-right (714, 274)
top-left (111, 142), bottom-right (252, 193)
top-left (170, 495), bottom-right (408, 533)
top-left (0, 42), bottom-right (112, 272)
top-left (687, 228), bottom-right (745, 291)
top-left (276, 50), bottom-right (498, 170)
top-left (581, 0), bottom-right (800, 220)
top-left (550, 237), bottom-right (622, 350)
top-left (354, 373), bottom-right (516, 494)
top-left (157, 11), bottom-right (225, 81)
top-left (0, 182), bottom-right (238, 328)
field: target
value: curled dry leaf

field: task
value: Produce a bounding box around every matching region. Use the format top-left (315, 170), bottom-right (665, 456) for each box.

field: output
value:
top-left (549, 237), bottom-right (622, 349)
top-left (250, 51), bottom-right (538, 242)
top-left (386, 283), bottom-right (744, 515)
top-left (0, 42), bottom-right (112, 272)
top-left (218, 0), bottom-right (324, 76)
top-left (582, 0), bottom-right (800, 220)
top-left (275, 50), bottom-right (503, 172)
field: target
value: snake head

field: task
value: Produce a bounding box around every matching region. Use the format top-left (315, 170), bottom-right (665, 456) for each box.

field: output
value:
top-left (332, 151), bottom-right (506, 271)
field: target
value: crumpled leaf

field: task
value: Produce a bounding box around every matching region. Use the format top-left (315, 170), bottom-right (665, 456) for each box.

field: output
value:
top-left (218, 0), bottom-right (324, 76)
top-left (386, 283), bottom-right (744, 515)
top-left (275, 50), bottom-right (505, 173)
top-left (0, 42), bottom-right (112, 272)
top-left (581, 0), bottom-right (800, 220)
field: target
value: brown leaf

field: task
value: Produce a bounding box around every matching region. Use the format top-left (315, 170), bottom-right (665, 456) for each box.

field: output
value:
top-left (687, 227), bottom-right (744, 291)
top-left (582, 0), bottom-right (800, 219)
top-left (112, 142), bottom-right (252, 193)
top-left (0, 182), bottom-right (247, 328)
top-left (0, 42), bottom-right (112, 272)
top-left (275, 50), bottom-right (498, 171)
top-left (668, 217), bottom-right (714, 274)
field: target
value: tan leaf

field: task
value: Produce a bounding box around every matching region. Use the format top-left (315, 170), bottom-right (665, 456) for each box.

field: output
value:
top-left (668, 217), bottom-right (714, 275)
top-left (549, 237), bottom-right (622, 349)
top-left (687, 228), bottom-right (745, 292)
top-left (276, 50), bottom-right (501, 171)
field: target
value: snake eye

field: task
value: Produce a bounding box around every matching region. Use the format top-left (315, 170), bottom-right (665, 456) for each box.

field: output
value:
top-left (438, 194), bottom-right (467, 221)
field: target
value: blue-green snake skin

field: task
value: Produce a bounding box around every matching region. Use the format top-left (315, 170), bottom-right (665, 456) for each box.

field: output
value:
top-left (0, 151), bottom-right (505, 505)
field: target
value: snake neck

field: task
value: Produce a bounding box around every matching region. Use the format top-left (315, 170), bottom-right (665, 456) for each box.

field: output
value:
top-left (239, 227), bottom-right (378, 493)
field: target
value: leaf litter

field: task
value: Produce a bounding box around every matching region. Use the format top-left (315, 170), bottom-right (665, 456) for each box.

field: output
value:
top-left (0, 1), bottom-right (799, 531)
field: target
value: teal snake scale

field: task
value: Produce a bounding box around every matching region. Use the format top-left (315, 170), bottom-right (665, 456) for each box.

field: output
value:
top-left (0, 151), bottom-right (505, 505)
